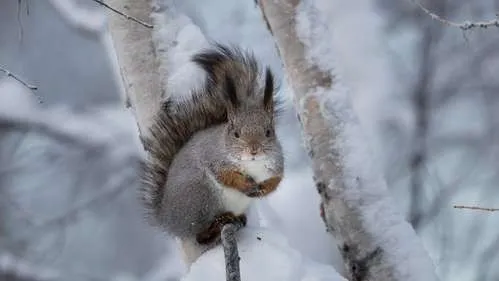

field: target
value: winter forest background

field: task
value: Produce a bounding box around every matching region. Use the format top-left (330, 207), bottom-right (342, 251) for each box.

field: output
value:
top-left (1, 0), bottom-right (499, 280)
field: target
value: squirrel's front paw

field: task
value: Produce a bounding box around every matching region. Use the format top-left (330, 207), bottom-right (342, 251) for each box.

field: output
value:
top-left (244, 176), bottom-right (282, 198)
top-left (217, 169), bottom-right (258, 192)
top-left (240, 173), bottom-right (258, 189)
top-left (196, 212), bottom-right (247, 245)
top-left (244, 184), bottom-right (264, 197)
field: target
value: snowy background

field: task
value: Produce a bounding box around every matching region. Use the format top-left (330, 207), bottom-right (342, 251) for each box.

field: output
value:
top-left (1, 0), bottom-right (499, 280)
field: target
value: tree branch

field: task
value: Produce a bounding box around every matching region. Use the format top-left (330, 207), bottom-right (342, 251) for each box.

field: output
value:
top-left (0, 114), bottom-right (102, 149)
top-left (104, 0), bottom-right (160, 138)
top-left (91, 0), bottom-right (153, 28)
top-left (415, 1), bottom-right (499, 30)
top-left (453, 205), bottom-right (499, 212)
top-left (221, 223), bottom-right (243, 281)
top-left (0, 65), bottom-right (38, 91)
top-left (257, 1), bottom-right (439, 280)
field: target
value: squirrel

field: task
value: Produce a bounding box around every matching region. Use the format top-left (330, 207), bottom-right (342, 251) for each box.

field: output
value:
top-left (139, 43), bottom-right (285, 265)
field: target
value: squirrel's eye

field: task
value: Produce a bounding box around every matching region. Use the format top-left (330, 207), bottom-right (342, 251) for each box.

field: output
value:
top-left (265, 129), bottom-right (271, 137)
top-left (234, 131), bottom-right (240, 138)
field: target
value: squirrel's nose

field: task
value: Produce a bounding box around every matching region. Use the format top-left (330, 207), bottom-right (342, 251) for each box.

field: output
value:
top-left (249, 143), bottom-right (259, 155)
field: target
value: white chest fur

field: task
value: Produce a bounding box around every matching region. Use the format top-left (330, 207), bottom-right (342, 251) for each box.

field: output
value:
top-left (207, 159), bottom-right (273, 215)
top-left (207, 172), bottom-right (253, 215)
top-left (239, 159), bottom-right (273, 182)
top-left (220, 187), bottom-right (253, 215)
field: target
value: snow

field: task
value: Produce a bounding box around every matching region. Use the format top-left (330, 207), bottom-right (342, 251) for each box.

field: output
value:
top-left (48, 0), bottom-right (106, 36)
top-left (182, 227), bottom-right (346, 281)
top-left (150, 1), bottom-right (209, 102)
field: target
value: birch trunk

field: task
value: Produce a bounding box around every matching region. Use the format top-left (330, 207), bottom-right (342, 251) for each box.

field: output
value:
top-left (257, 1), bottom-right (440, 280)
top-left (104, 0), bottom-right (159, 138)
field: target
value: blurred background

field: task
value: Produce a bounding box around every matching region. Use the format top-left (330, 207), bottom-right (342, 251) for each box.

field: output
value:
top-left (1, 0), bottom-right (498, 280)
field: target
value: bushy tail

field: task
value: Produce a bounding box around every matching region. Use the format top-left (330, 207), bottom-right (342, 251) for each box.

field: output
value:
top-left (139, 43), bottom-right (266, 226)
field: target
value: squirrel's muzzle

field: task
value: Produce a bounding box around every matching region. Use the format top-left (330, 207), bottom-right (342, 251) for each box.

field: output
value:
top-left (248, 142), bottom-right (261, 156)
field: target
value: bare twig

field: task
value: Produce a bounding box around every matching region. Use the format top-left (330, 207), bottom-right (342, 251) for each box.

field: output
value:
top-left (453, 205), bottom-right (499, 212)
top-left (91, 0), bottom-right (153, 28)
top-left (221, 222), bottom-right (243, 281)
top-left (0, 65), bottom-right (38, 91)
top-left (415, 2), bottom-right (499, 30)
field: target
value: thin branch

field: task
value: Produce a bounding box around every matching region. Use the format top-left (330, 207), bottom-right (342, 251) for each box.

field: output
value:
top-left (91, 0), bottom-right (153, 28)
top-left (221, 222), bottom-right (243, 281)
top-left (453, 205), bottom-right (499, 212)
top-left (415, 2), bottom-right (499, 30)
top-left (0, 65), bottom-right (38, 91)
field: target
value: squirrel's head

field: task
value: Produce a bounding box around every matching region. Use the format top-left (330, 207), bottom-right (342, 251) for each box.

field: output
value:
top-left (223, 67), bottom-right (281, 161)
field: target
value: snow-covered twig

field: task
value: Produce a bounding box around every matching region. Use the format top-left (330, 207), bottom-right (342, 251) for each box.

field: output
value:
top-left (221, 223), bottom-right (243, 281)
top-left (415, 1), bottom-right (499, 30)
top-left (91, 0), bottom-right (153, 28)
top-left (0, 65), bottom-right (38, 91)
top-left (453, 205), bottom-right (499, 212)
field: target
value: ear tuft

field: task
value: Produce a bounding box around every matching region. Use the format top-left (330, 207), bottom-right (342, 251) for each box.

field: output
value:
top-left (263, 67), bottom-right (274, 110)
top-left (224, 74), bottom-right (239, 107)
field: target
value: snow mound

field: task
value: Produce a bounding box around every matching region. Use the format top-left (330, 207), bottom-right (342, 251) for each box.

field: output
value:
top-left (182, 227), bottom-right (346, 281)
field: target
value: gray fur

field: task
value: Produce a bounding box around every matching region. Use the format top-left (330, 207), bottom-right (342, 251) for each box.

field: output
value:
top-left (140, 43), bottom-right (284, 262)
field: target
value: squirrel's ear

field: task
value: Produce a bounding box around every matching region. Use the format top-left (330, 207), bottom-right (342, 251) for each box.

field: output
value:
top-left (224, 74), bottom-right (239, 108)
top-left (263, 67), bottom-right (274, 111)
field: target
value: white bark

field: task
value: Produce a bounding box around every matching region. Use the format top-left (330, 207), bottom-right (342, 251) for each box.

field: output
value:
top-left (257, 1), bottom-right (440, 280)
top-left (104, 0), bottom-right (159, 138)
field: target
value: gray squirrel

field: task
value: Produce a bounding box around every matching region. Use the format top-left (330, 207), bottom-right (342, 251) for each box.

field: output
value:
top-left (140, 43), bottom-right (285, 265)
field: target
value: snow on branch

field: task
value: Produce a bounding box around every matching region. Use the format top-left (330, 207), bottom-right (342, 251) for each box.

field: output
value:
top-left (48, 0), bottom-right (107, 36)
top-left (182, 227), bottom-right (346, 281)
top-left (257, 0), bottom-right (440, 280)
top-left (453, 205), bottom-right (499, 212)
top-left (415, 1), bottom-right (499, 30)
top-left (104, 0), bottom-right (207, 136)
